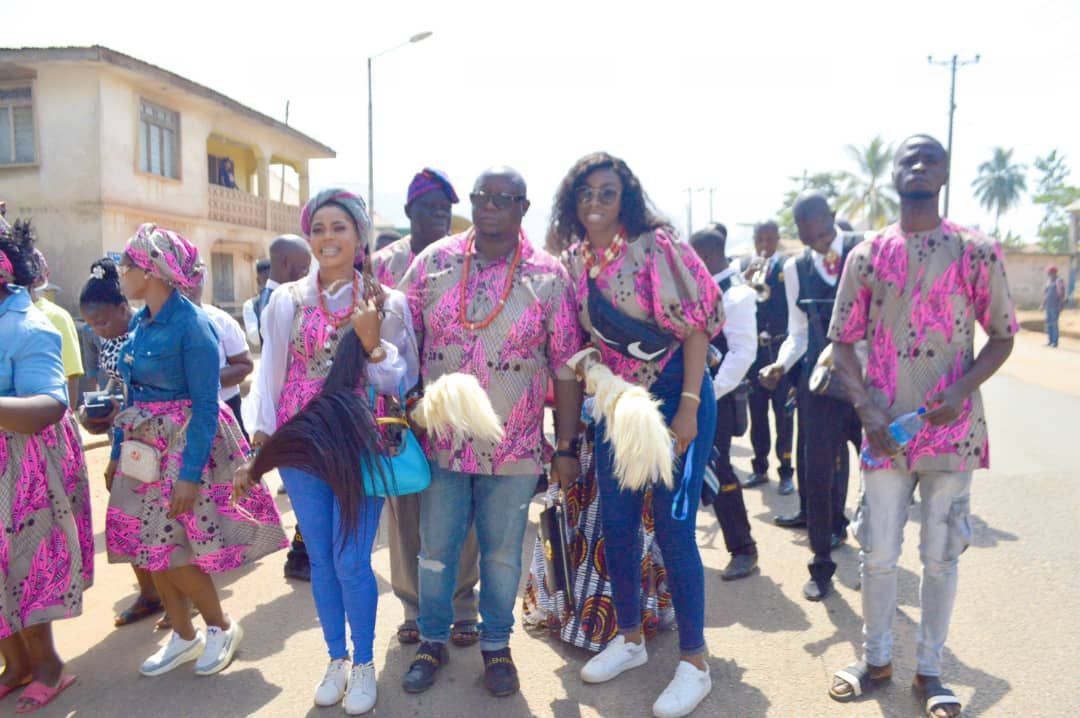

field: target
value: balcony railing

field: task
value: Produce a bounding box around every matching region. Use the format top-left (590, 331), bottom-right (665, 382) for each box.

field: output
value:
top-left (209, 185), bottom-right (301, 235)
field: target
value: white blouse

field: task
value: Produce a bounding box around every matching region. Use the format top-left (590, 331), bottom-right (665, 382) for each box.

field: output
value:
top-left (252, 268), bottom-right (420, 437)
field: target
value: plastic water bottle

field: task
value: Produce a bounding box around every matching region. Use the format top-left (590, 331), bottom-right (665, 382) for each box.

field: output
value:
top-left (861, 407), bottom-right (927, 468)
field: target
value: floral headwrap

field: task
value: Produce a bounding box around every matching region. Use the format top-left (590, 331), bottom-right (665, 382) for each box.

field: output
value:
top-left (0, 215), bottom-right (13, 286)
top-left (300, 188), bottom-right (370, 240)
top-left (124, 223), bottom-right (204, 289)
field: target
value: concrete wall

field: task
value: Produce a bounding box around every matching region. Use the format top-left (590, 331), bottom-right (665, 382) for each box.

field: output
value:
top-left (1003, 250), bottom-right (1075, 309)
top-left (0, 58), bottom-right (321, 313)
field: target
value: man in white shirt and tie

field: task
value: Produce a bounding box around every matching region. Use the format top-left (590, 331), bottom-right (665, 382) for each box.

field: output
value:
top-left (690, 225), bottom-right (760, 580)
top-left (759, 193), bottom-right (863, 600)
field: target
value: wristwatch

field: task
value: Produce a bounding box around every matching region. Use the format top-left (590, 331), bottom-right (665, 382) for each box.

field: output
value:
top-left (367, 343), bottom-right (387, 363)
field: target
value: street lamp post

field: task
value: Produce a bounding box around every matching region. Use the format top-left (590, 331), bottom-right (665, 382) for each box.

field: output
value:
top-left (928, 53), bottom-right (980, 217)
top-left (368, 31), bottom-right (433, 227)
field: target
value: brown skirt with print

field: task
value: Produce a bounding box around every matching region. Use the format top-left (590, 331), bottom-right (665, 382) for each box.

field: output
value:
top-left (106, 399), bottom-right (287, 573)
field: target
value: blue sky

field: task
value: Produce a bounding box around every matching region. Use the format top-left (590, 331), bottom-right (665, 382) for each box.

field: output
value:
top-left (7, 0), bottom-right (1078, 254)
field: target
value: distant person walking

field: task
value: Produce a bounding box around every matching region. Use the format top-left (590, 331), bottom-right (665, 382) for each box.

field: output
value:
top-left (1041, 265), bottom-right (1066, 347)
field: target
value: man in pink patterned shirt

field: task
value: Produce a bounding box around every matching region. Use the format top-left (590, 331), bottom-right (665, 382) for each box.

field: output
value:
top-left (826, 135), bottom-right (1016, 718)
top-left (398, 167), bottom-right (583, 698)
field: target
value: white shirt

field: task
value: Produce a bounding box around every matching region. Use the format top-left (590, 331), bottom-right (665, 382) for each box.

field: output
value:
top-left (201, 303), bottom-right (249, 402)
top-left (776, 230), bottom-right (845, 372)
top-left (711, 268), bottom-right (758, 399)
top-left (252, 269), bottom-right (419, 436)
top-left (242, 279), bottom-right (281, 347)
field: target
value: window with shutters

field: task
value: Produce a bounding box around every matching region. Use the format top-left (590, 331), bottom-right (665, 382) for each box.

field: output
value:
top-left (139, 99), bottom-right (181, 179)
top-left (0, 85), bottom-right (36, 166)
top-left (211, 252), bottom-right (235, 304)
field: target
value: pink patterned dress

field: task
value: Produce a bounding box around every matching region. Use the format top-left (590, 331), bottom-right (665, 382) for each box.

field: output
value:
top-left (828, 220), bottom-right (1019, 472)
top-left (106, 400), bottom-right (288, 572)
top-left (0, 416), bottom-right (94, 639)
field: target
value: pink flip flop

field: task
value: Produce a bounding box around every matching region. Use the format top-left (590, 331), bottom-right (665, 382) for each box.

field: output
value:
top-left (15, 675), bottom-right (76, 714)
top-left (0, 679), bottom-right (32, 700)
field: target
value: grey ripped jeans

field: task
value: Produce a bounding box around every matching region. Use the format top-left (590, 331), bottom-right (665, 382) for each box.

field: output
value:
top-left (853, 469), bottom-right (973, 676)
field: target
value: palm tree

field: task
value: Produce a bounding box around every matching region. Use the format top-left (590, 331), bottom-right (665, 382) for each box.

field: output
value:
top-left (838, 136), bottom-right (899, 230)
top-left (972, 147), bottom-right (1028, 234)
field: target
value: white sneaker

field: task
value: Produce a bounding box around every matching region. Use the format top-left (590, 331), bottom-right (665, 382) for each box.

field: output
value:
top-left (195, 619), bottom-right (244, 675)
top-left (140, 630), bottom-right (206, 676)
top-left (313, 658), bottom-right (350, 706)
top-left (580, 634), bottom-right (648, 683)
top-left (652, 661), bottom-right (712, 718)
top-left (343, 662), bottom-right (377, 715)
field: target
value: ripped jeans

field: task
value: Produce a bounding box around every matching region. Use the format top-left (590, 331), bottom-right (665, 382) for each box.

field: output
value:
top-left (417, 466), bottom-right (538, 651)
top-left (853, 469), bottom-right (973, 676)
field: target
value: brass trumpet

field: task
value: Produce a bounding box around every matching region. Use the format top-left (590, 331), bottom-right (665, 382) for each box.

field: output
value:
top-left (748, 254), bottom-right (771, 303)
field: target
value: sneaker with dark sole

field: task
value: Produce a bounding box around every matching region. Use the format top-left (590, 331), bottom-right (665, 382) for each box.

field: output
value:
top-left (721, 552), bottom-right (759, 581)
top-left (284, 555), bottom-right (311, 582)
top-left (402, 641), bottom-right (448, 694)
top-left (482, 648), bottom-right (520, 697)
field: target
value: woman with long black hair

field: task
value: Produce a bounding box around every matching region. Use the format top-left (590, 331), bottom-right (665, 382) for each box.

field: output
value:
top-left (240, 189), bottom-right (418, 715)
top-left (550, 152), bottom-right (724, 718)
top-left (0, 217), bottom-right (94, 712)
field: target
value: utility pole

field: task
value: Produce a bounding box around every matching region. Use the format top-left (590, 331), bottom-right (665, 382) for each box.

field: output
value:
top-left (928, 53), bottom-right (980, 217)
top-left (697, 187), bottom-right (717, 224)
top-left (685, 187), bottom-right (694, 238)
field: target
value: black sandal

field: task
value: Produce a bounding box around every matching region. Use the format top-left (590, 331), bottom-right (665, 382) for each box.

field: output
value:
top-left (114, 595), bottom-right (164, 627)
top-left (914, 676), bottom-right (962, 717)
top-left (828, 661), bottom-right (892, 702)
top-left (451, 621), bottom-right (479, 647)
top-left (397, 621), bottom-right (420, 645)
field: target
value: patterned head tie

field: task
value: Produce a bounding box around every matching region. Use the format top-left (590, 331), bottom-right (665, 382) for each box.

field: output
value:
top-left (124, 223), bottom-right (205, 289)
top-left (300, 188), bottom-right (371, 240)
top-left (0, 215), bottom-right (14, 286)
top-left (407, 168), bottom-right (459, 207)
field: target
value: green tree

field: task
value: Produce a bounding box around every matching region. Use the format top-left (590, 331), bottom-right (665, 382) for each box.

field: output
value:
top-left (777, 170), bottom-right (849, 237)
top-left (992, 228), bottom-right (1027, 250)
top-left (971, 147), bottom-right (1027, 235)
top-left (838, 136), bottom-right (898, 230)
top-left (1032, 150), bottom-right (1080, 254)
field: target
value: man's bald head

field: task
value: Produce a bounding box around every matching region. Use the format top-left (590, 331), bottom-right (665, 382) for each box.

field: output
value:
top-left (268, 233), bottom-right (311, 283)
top-left (475, 166), bottom-right (527, 196)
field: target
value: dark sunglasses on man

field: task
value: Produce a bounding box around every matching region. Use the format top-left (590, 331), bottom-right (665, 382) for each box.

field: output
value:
top-left (469, 191), bottom-right (526, 210)
top-left (575, 186), bottom-right (620, 206)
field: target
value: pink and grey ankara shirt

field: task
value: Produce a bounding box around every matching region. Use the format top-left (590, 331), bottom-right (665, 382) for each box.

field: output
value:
top-left (563, 228), bottom-right (725, 388)
top-left (372, 235), bottom-right (416, 288)
top-left (827, 219), bottom-right (1019, 473)
top-left (398, 231), bottom-right (583, 477)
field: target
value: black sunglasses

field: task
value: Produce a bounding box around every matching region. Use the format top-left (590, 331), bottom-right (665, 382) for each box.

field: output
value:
top-left (469, 191), bottom-right (526, 210)
top-left (576, 186), bottom-right (621, 206)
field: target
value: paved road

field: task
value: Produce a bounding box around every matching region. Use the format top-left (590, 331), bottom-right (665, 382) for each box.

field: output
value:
top-left (27, 331), bottom-right (1080, 717)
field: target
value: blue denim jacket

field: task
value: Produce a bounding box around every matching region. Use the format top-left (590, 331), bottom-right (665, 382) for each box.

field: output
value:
top-left (0, 286), bottom-right (68, 406)
top-left (110, 290), bottom-right (221, 483)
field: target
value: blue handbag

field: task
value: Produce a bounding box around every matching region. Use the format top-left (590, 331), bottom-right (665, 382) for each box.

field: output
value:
top-left (361, 384), bottom-right (432, 497)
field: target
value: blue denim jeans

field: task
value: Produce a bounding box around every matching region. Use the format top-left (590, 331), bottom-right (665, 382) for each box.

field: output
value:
top-left (279, 467), bottom-right (384, 663)
top-left (1046, 306), bottom-right (1060, 346)
top-left (595, 350), bottom-right (716, 654)
top-left (417, 467), bottom-right (538, 651)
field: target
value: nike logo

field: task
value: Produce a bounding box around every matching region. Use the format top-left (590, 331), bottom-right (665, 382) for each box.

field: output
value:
top-left (628, 342), bottom-right (667, 361)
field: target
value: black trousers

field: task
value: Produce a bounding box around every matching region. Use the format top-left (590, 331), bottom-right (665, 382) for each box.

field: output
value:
top-left (798, 382), bottom-right (861, 584)
top-left (748, 346), bottom-right (794, 478)
top-left (706, 393), bottom-right (756, 556)
top-left (225, 394), bottom-right (249, 443)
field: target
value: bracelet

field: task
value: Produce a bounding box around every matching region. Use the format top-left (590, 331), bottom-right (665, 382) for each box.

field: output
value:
top-left (681, 392), bottom-right (701, 404)
top-left (553, 449), bottom-right (577, 460)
